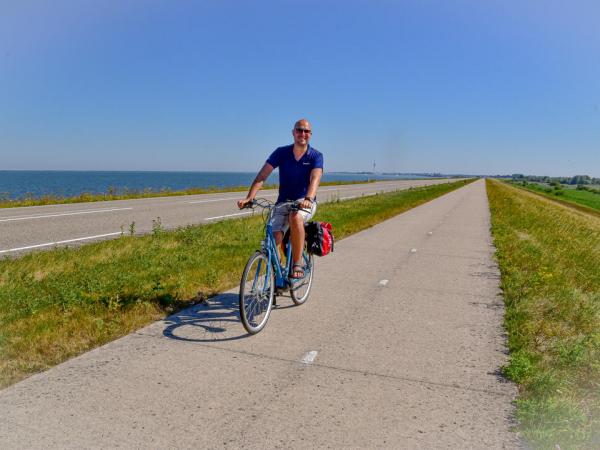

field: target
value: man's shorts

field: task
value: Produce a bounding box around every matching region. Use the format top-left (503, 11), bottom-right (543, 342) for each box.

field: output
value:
top-left (269, 199), bottom-right (317, 233)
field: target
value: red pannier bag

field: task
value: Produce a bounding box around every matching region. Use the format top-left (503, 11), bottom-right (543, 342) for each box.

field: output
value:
top-left (305, 221), bottom-right (334, 256)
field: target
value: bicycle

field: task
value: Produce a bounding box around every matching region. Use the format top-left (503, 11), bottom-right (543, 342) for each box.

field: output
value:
top-left (238, 199), bottom-right (315, 334)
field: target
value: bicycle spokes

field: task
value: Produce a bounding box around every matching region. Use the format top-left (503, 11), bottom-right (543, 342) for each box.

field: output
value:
top-left (239, 252), bottom-right (274, 334)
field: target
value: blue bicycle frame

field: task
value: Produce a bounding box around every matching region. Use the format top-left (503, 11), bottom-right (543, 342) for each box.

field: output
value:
top-left (261, 204), bottom-right (295, 290)
top-left (239, 198), bottom-right (314, 334)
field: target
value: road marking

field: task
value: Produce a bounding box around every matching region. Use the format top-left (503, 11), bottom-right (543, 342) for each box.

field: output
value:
top-left (188, 185), bottom-right (390, 205)
top-left (186, 193), bottom-right (278, 204)
top-left (379, 279), bottom-right (389, 286)
top-left (340, 192), bottom-right (377, 200)
top-left (301, 351), bottom-right (318, 364)
top-left (186, 197), bottom-right (240, 204)
top-left (0, 232), bottom-right (122, 254)
top-left (205, 211), bottom-right (253, 221)
top-left (0, 207), bottom-right (132, 222)
top-left (192, 189), bottom-right (376, 205)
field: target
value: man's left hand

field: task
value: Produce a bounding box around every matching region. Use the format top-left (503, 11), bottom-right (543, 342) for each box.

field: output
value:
top-left (300, 199), bottom-right (313, 210)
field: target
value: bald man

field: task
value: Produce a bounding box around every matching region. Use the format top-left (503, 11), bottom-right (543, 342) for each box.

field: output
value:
top-left (238, 119), bottom-right (324, 279)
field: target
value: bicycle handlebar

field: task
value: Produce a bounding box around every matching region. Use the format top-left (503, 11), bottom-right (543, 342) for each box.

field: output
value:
top-left (240, 199), bottom-right (304, 211)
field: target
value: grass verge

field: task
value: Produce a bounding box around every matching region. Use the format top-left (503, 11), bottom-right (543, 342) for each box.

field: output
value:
top-left (0, 180), bottom-right (376, 209)
top-left (487, 179), bottom-right (600, 449)
top-left (507, 180), bottom-right (600, 216)
top-left (0, 179), bottom-right (473, 388)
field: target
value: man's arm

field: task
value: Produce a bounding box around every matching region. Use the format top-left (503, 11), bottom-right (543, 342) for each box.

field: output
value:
top-left (300, 168), bottom-right (323, 209)
top-left (237, 163), bottom-right (274, 208)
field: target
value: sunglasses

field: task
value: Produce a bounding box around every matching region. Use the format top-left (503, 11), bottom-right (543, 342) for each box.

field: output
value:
top-left (295, 128), bottom-right (312, 134)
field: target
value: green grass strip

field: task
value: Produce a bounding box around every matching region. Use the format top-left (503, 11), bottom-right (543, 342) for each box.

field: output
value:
top-left (0, 179), bottom-right (473, 388)
top-left (506, 180), bottom-right (600, 216)
top-left (487, 179), bottom-right (600, 449)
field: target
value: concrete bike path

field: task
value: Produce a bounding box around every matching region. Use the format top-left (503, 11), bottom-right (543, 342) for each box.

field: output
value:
top-left (0, 179), bottom-right (520, 449)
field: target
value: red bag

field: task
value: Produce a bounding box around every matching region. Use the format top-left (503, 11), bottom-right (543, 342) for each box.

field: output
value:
top-left (305, 221), bottom-right (334, 256)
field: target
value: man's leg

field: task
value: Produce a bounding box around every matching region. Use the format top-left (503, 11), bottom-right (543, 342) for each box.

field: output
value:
top-left (274, 230), bottom-right (284, 247)
top-left (289, 211), bottom-right (305, 276)
top-left (274, 230), bottom-right (289, 263)
top-left (270, 203), bottom-right (287, 253)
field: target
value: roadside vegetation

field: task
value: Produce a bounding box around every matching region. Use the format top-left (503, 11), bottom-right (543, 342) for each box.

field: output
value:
top-left (487, 179), bottom-right (600, 449)
top-left (0, 179), bottom-right (473, 388)
top-left (0, 180), bottom-right (377, 209)
top-left (508, 179), bottom-right (600, 214)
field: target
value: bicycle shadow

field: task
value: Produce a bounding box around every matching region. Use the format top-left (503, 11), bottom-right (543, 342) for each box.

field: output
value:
top-left (162, 293), bottom-right (247, 342)
top-left (162, 291), bottom-right (297, 342)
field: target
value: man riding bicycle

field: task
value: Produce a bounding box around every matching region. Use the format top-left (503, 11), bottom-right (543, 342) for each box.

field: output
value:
top-left (238, 118), bottom-right (323, 279)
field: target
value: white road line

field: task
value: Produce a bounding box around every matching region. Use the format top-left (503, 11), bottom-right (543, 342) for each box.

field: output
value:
top-left (319, 182), bottom-right (405, 193)
top-left (0, 207), bottom-right (133, 223)
top-left (205, 211), bottom-right (253, 221)
top-left (186, 197), bottom-right (241, 204)
top-left (319, 187), bottom-right (346, 192)
top-left (186, 193), bottom-right (277, 204)
top-left (187, 185), bottom-right (391, 205)
top-left (190, 189), bottom-right (375, 205)
top-left (339, 192), bottom-right (377, 200)
top-left (301, 351), bottom-right (318, 364)
top-left (0, 232), bottom-right (122, 254)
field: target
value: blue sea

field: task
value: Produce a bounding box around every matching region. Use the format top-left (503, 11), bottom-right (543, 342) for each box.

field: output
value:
top-left (0, 171), bottom-right (435, 200)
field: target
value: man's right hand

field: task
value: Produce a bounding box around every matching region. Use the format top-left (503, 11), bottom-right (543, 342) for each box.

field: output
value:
top-left (237, 198), bottom-right (252, 209)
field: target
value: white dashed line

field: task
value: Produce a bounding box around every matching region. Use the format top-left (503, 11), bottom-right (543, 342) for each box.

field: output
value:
top-left (0, 232), bottom-right (123, 254)
top-left (0, 207), bottom-right (133, 222)
top-left (301, 351), bottom-right (318, 364)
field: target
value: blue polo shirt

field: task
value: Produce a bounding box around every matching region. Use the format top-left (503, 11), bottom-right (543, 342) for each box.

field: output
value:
top-left (266, 144), bottom-right (324, 203)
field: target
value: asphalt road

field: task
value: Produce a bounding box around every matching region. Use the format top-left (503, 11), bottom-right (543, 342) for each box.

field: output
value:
top-left (0, 179), bottom-right (464, 256)
top-left (0, 179), bottom-right (519, 448)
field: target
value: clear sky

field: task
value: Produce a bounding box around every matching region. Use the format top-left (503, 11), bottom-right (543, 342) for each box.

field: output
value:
top-left (1, 0), bottom-right (599, 176)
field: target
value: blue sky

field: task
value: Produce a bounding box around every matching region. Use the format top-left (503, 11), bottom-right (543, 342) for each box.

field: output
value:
top-left (1, 0), bottom-right (599, 176)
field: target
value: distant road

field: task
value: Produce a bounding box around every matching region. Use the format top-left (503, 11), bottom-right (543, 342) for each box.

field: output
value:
top-left (0, 179), bottom-right (465, 255)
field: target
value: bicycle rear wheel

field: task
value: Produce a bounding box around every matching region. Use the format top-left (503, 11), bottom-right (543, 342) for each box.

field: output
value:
top-left (290, 249), bottom-right (314, 305)
top-left (239, 251), bottom-right (274, 334)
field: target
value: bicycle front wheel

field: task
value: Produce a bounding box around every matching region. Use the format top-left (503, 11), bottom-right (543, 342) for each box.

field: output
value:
top-left (239, 251), bottom-right (274, 334)
top-left (290, 250), bottom-right (314, 305)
